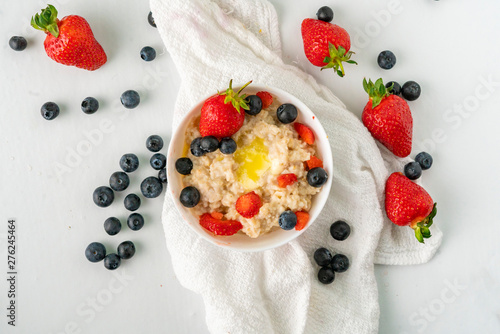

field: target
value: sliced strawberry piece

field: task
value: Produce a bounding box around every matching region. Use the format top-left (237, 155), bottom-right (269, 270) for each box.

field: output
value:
top-left (295, 211), bottom-right (310, 231)
top-left (199, 213), bottom-right (242, 236)
top-left (210, 212), bottom-right (224, 220)
top-left (306, 156), bottom-right (323, 170)
top-left (235, 191), bottom-right (263, 218)
top-left (256, 91), bottom-right (273, 109)
top-left (294, 123), bottom-right (315, 145)
top-left (277, 173), bottom-right (298, 188)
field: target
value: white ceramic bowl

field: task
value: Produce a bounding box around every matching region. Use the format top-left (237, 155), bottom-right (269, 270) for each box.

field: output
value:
top-left (166, 84), bottom-right (333, 252)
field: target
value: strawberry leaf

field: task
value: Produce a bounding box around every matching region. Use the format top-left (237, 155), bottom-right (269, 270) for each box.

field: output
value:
top-left (362, 78), bottom-right (391, 108)
top-left (415, 228), bottom-right (424, 243)
top-left (321, 42), bottom-right (357, 77)
top-left (363, 78), bottom-right (369, 94)
top-left (412, 203), bottom-right (437, 244)
top-left (219, 79), bottom-right (251, 113)
top-left (31, 4), bottom-right (60, 38)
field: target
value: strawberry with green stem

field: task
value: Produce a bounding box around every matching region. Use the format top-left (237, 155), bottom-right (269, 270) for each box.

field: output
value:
top-left (362, 78), bottom-right (413, 158)
top-left (199, 80), bottom-right (251, 138)
top-left (385, 172), bottom-right (437, 243)
top-left (301, 18), bottom-right (357, 77)
top-left (31, 4), bottom-right (107, 71)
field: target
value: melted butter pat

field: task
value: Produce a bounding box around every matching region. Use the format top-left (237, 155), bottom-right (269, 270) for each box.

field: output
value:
top-left (234, 137), bottom-right (270, 190)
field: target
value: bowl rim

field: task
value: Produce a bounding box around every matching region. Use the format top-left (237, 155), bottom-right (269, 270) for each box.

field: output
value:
top-left (166, 83), bottom-right (333, 252)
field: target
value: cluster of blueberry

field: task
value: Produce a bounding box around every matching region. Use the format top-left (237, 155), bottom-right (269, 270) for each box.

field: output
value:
top-left (377, 50), bottom-right (422, 102)
top-left (403, 152), bottom-right (433, 180)
top-left (314, 221), bottom-right (351, 284)
top-left (85, 241), bottom-right (135, 270)
top-left (85, 135), bottom-right (167, 270)
top-left (190, 136), bottom-right (237, 157)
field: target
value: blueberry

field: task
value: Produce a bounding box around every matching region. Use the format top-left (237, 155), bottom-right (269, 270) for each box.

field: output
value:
top-left (318, 267), bottom-right (335, 284)
top-left (175, 157), bottom-right (193, 175)
top-left (415, 152), bottom-right (433, 170)
top-left (140, 176), bottom-right (163, 198)
top-left (124, 194), bottom-right (141, 211)
top-left (120, 90), bottom-right (140, 109)
top-left (93, 186), bottom-right (114, 207)
top-left (41, 102), bottom-right (60, 120)
top-left (377, 50), bottom-right (397, 70)
top-left (276, 104), bottom-right (298, 124)
top-left (179, 186), bottom-right (200, 208)
top-left (385, 81), bottom-right (402, 96)
top-left (104, 253), bottom-right (121, 270)
top-left (148, 11), bottom-right (156, 28)
top-left (316, 6), bottom-right (334, 22)
top-left (401, 81), bottom-right (421, 101)
top-left (103, 217), bottom-right (121, 236)
top-left (146, 135), bottom-right (164, 152)
top-left (85, 242), bottom-right (106, 262)
top-left (81, 97), bottom-right (99, 114)
top-left (404, 161), bottom-right (422, 180)
top-left (219, 137), bottom-right (237, 154)
top-left (314, 248), bottom-right (333, 267)
top-left (109, 171), bottom-right (130, 191)
top-left (307, 167), bottom-right (328, 188)
top-left (200, 136), bottom-right (219, 153)
top-left (245, 95), bottom-right (262, 116)
top-left (278, 211), bottom-right (297, 230)
top-left (127, 213), bottom-right (144, 231)
top-left (158, 168), bottom-right (168, 183)
top-left (190, 137), bottom-right (205, 157)
top-left (150, 153), bottom-right (167, 170)
top-left (119, 153), bottom-right (139, 173)
top-left (330, 221), bottom-right (351, 241)
top-left (331, 254), bottom-right (349, 273)
top-left (140, 46), bottom-right (156, 61)
top-left (117, 241), bottom-right (136, 260)
top-left (9, 36), bottom-right (27, 51)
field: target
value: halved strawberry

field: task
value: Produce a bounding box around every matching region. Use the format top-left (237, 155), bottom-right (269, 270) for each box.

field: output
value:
top-left (210, 212), bottom-right (224, 220)
top-left (306, 156), bottom-right (323, 170)
top-left (256, 91), bottom-right (273, 109)
top-left (295, 211), bottom-right (310, 231)
top-left (235, 191), bottom-right (262, 218)
top-left (294, 123), bottom-right (315, 145)
top-left (199, 213), bottom-right (242, 236)
top-left (277, 173), bottom-right (298, 188)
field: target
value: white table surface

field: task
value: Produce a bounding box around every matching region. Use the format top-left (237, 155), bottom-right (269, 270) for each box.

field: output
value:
top-left (1, 0), bottom-right (500, 333)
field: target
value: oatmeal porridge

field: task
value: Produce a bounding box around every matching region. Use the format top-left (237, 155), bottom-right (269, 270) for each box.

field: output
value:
top-left (180, 96), bottom-right (325, 238)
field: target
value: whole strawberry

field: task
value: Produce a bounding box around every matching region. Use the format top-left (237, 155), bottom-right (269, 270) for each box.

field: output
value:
top-left (362, 78), bottom-right (413, 158)
top-left (385, 172), bottom-right (437, 243)
top-left (301, 18), bottom-right (356, 77)
top-left (31, 5), bottom-right (107, 71)
top-left (199, 80), bottom-right (251, 138)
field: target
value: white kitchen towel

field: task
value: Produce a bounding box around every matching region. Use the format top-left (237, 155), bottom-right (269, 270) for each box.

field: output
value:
top-left (151, 0), bottom-right (443, 333)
